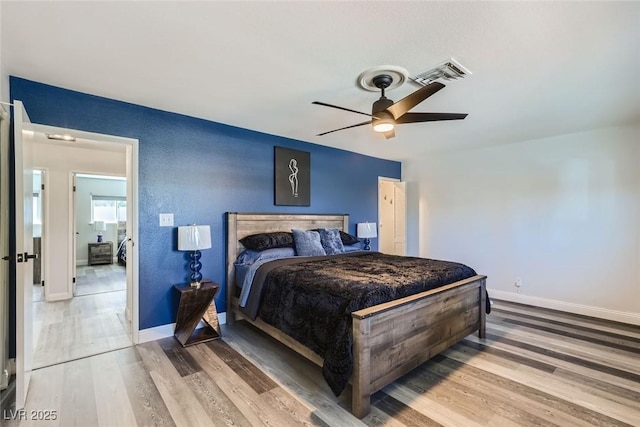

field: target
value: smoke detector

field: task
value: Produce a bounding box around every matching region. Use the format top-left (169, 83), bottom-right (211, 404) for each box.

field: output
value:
top-left (411, 58), bottom-right (471, 86)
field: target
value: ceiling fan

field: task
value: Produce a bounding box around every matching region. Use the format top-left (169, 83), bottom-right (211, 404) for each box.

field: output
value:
top-left (313, 74), bottom-right (467, 139)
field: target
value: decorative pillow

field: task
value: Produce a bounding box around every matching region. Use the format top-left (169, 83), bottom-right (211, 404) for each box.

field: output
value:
top-left (235, 247), bottom-right (296, 265)
top-left (311, 229), bottom-right (359, 245)
top-left (292, 229), bottom-right (326, 257)
top-left (339, 231), bottom-right (360, 245)
top-left (317, 228), bottom-right (345, 255)
top-left (342, 243), bottom-right (363, 252)
top-left (239, 232), bottom-right (294, 251)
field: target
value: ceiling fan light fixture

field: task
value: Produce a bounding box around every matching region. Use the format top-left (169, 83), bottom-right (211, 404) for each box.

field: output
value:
top-left (46, 133), bottom-right (76, 142)
top-left (373, 120), bottom-right (394, 133)
top-left (372, 110), bottom-right (395, 133)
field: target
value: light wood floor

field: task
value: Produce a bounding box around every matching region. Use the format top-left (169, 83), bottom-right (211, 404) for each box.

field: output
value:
top-left (75, 263), bottom-right (126, 296)
top-left (7, 300), bottom-right (640, 426)
top-left (32, 289), bottom-right (131, 369)
top-left (32, 263), bottom-right (126, 302)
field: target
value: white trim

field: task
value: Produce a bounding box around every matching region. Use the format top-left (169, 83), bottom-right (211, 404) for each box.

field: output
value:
top-left (35, 168), bottom-right (50, 300)
top-left (488, 289), bottom-right (640, 326)
top-left (137, 323), bottom-right (175, 344)
top-left (137, 312), bottom-right (227, 344)
top-left (45, 292), bottom-right (73, 302)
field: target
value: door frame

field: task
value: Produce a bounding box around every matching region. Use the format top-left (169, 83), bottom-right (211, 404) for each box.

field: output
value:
top-left (25, 122), bottom-right (140, 344)
top-left (33, 168), bottom-right (48, 300)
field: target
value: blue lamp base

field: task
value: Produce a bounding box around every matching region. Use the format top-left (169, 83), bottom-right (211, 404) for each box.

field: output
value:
top-left (189, 250), bottom-right (203, 288)
top-left (363, 238), bottom-right (371, 251)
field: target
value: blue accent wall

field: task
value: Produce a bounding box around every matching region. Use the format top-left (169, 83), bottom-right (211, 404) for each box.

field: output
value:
top-left (10, 76), bottom-right (401, 331)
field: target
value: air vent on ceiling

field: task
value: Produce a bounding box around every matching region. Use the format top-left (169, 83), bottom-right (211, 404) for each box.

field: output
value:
top-left (411, 58), bottom-right (471, 86)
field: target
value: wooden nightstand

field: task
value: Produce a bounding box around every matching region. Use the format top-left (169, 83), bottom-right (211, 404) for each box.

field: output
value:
top-left (173, 280), bottom-right (221, 347)
top-left (88, 242), bottom-right (113, 265)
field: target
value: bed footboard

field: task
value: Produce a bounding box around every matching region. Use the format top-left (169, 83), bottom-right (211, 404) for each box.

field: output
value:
top-left (351, 275), bottom-right (486, 418)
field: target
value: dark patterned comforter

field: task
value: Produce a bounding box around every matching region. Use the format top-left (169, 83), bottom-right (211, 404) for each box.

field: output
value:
top-left (242, 251), bottom-right (484, 396)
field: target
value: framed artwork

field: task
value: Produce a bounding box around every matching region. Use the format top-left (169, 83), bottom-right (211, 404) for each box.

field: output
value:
top-left (274, 146), bottom-right (310, 206)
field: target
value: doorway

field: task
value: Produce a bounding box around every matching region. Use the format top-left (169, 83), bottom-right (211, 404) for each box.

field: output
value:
top-left (73, 174), bottom-right (127, 298)
top-left (21, 119), bottom-right (138, 378)
top-left (378, 177), bottom-right (407, 255)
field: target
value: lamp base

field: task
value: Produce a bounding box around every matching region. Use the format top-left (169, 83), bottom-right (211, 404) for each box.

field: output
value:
top-left (189, 250), bottom-right (203, 286)
top-left (363, 238), bottom-right (371, 251)
top-left (97, 233), bottom-right (103, 243)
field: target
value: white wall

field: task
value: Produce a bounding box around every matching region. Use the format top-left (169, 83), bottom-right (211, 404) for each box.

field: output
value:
top-left (75, 176), bottom-right (126, 265)
top-left (32, 138), bottom-right (125, 300)
top-left (404, 125), bottom-right (640, 323)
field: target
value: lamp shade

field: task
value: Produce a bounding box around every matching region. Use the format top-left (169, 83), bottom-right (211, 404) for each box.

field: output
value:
top-left (357, 222), bottom-right (377, 239)
top-left (94, 221), bottom-right (107, 232)
top-left (178, 225), bottom-right (212, 251)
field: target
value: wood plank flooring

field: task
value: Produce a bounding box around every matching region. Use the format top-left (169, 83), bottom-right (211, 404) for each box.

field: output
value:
top-left (5, 300), bottom-right (639, 426)
top-left (32, 289), bottom-right (131, 369)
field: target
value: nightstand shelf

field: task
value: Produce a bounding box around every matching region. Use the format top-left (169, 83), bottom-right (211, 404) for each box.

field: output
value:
top-left (173, 280), bottom-right (221, 347)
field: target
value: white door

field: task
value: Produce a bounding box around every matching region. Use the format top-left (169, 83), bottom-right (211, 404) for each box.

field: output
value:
top-left (0, 106), bottom-right (10, 390)
top-left (14, 101), bottom-right (35, 409)
top-left (378, 178), bottom-right (406, 255)
top-left (393, 181), bottom-right (407, 256)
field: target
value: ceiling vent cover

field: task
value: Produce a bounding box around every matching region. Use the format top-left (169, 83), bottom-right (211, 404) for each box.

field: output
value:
top-left (411, 58), bottom-right (471, 86)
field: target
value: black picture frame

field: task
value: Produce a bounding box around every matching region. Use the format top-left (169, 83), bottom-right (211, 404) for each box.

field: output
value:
top-left (274, 146), bottom-right (310, 206)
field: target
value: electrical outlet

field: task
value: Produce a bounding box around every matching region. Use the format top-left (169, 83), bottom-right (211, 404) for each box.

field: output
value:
top-left (159, 213), bottom-right (174, 227)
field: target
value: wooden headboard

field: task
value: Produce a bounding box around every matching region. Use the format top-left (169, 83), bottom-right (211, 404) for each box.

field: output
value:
top-left (225, 213), bottom-right (349, 312)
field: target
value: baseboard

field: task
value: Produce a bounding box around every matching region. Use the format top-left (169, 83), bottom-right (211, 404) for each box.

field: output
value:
top-left (46, 292), bottom-right (72, 302)
top-left (488, 289), bottom-right (640, 326)
top-left (138, 312), bottom-right (227, 344)
top-left (76, 259), bottom-right (88, 266)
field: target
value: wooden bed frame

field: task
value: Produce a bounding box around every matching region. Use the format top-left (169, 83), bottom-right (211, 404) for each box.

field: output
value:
top-left (226, 212), bottom-right (486, 418)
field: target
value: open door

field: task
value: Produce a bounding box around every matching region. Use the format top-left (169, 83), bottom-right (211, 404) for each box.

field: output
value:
top-left (0, 106), bottom-right (10, 390)
top-left (379, 178), bottom-right (406, 256)
top-left (393, 181), bottom-right (407, 256)
top-left (14, 100), bottom-right (35, 409)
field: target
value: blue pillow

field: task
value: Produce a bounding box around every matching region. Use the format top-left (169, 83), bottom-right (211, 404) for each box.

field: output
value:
top-left (318, 228), bottom-right (344, 255)
top-left (342, 243), bottom-right (363, 252)
top-left (235, 247), bottom-right (296, 265)
top-left (292, 229), bottom-right (326, 256)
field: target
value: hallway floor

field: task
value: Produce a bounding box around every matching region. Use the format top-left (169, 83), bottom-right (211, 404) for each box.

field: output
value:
top-left (32, 264), bottom-right (130, 369)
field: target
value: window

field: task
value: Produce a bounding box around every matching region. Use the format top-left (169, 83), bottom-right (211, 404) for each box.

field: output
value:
top-left (92, 195), bottom-right (126, 223)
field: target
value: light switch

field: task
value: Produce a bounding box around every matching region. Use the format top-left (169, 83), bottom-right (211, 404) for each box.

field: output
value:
top-left (159, 213), bottom-right (174, 227)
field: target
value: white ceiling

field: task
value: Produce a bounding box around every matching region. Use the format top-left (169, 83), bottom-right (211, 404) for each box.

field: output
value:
top-left (3, 1), bottom-right (639, 161)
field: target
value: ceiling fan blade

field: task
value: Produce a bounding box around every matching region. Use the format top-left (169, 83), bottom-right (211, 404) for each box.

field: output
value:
top-left (316, 120), bottom-right (372, 136)
top-left (312, 101), bottom-right (378, 119)
top-left (386, 82), bottom-right (446, 119)
top-left (395, 112), bottom-right (468, 124)
top-left (383, 129), bottom-right (395, 139)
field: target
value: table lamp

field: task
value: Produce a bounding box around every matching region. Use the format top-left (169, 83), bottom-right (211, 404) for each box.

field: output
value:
top-left (94, 221), bottom-right (107, 242)
top-left (357, 222), bottom-right (377, 251)
top-left (178, 224), bottom-right (212, 288)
